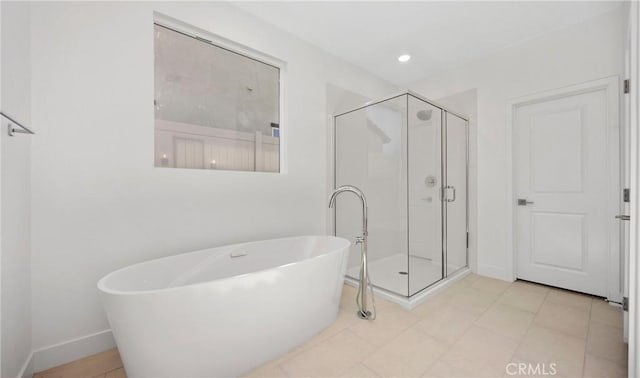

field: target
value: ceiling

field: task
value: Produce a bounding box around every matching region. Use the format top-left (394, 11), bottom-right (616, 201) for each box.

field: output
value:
top-left (232, 1), bottom-right (624, 85)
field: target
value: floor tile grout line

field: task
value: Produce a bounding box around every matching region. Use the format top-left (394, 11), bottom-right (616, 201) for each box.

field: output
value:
top-left (504, 284), bottom-right (552, 372)
top-left (582, 298), bottom-right (594, 377)
top-left (339, 328), bottom-right (389, 377)
top-left (533, 291), bottom-right (594, 341)
top-left (408, 325), bottom-right (453, 377)
top-left (281, 326), bottom-right (378, 377)
top-left (413, 307), bottom-right (473, 371)
top-left (468, 280), bottom-right (507, 319)
top-left (366, 276), bottom-right (487, 377)
top-left (498, 281), bottom-right (550, 314)
top-left (423, 280), bottom-right (515, 376)
top-left (582, 321), bottom-right (630, 367)
top-left (275, 364), bottom-right (288, 377)
top-left (255, 288), bottom-right (622, 377)
top-left (275, 307), bottom-right (354, 375)
top-left (99, 366), bottom-right (125, 377)
top-left (355, 314), bottom-right (425, 374)
top-left (277, 285), bottom-right (423, 377)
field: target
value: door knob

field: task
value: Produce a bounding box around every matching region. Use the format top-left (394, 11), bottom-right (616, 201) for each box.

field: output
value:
top-left (517, 199), bottom-right (535, 206)
top-left (615, 215), bottom-right (630, 221)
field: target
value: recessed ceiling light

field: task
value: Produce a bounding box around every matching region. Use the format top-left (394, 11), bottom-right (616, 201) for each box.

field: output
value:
top-left (398, 54), bottom-right (411, 63)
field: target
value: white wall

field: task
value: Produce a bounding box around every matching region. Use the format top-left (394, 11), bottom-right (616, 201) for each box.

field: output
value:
top-left (1, 1), bottom-right (33, 377)
top-left (29, 1), bottom-right (396, 370)
top-left (408, 7), bottom-right (626, 280)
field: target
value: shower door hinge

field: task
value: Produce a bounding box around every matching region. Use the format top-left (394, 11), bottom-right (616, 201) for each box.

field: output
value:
top-left (624, 79), bottom-right (630, 94)
top-left (624, 188), bottom-right (630, 203)
top-left (623, 296), bottom-right (629, 312)
top-left (466, 232), bottom-right (469, 248)
top-left (194, 35), bottom-right (212, 44)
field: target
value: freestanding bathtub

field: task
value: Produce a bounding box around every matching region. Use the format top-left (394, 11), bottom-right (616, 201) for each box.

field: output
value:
top-left (98, 235), bottom-right (350, 377)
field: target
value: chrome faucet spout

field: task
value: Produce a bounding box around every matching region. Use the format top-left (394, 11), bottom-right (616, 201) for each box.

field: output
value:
top-left (328, 185), bottom-right (368, 237)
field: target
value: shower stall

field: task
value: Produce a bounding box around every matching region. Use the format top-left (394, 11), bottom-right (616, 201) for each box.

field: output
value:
top-left (333, 91), bottom-right (468, 302)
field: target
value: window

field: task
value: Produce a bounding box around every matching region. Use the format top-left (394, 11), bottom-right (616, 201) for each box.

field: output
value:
top-left (154, 23), bottom-right (281, 172)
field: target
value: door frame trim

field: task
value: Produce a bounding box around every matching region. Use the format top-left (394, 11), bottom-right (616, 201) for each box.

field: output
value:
top-left (505, 76), bottom-right (621, 301)
top-left (625, 2), bottom-right (639, 374)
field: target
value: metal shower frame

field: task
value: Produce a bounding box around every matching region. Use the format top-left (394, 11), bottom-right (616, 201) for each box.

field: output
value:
top-left (332, 90), bottom-right (470, 298)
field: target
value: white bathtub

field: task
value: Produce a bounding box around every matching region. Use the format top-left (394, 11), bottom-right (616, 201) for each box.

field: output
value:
top-left (98, 235), bottom-right (350, 378)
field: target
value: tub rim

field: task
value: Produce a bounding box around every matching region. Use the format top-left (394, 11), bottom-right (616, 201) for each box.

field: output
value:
top-left (97, 235), bottom-right (351, 296)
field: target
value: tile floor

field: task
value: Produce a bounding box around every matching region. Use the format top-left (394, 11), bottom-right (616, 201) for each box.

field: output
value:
top-left (34, 274), bottom-right (627, 378)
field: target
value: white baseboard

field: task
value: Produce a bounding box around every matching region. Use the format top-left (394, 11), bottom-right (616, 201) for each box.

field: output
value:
top-left (477, 263), bottom-right (511, 282)
top-left (16, 350), bottom-right (34, 378)
top-left (32, 329), bottom-right (115, 373)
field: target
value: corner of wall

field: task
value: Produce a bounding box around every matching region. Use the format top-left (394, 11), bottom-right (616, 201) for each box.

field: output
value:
top-left (17, 352), bottom-right (33, 378)
top-left (477, 263), bottom-right (511, 282)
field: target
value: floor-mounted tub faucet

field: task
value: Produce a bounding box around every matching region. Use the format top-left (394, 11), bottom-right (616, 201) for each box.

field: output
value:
top-left (329, 185), bottom-right (376, 320)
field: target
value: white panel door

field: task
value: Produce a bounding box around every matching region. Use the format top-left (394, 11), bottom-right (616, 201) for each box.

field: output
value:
top-left (515, 88), bottom-right (616, 297)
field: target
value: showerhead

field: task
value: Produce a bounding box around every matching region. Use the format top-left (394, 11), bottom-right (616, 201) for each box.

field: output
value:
top-left (416, 109), bottom-right (432, 121)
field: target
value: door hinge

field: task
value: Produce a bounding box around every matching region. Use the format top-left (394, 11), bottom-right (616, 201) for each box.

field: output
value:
top-left (466, 232), bottom-right (469, 248)
top-left (624, 188), bottom-right (630, 203)
top-left (624, 79), bottom-right (630, 94)
top-left (194, 35), bottom-right (212, 44)
top-left (623, 296), bottom-right (629, 311)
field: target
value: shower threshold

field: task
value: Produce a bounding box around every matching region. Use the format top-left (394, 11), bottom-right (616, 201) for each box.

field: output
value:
top-left (344, 255), bottom-right (470, 310)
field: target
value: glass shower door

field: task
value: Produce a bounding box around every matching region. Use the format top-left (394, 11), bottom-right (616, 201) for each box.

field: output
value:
top-left (408, 95), bottom-right (444, 295)
top-left (335, 95), bottom-right (409, 296)
top-left (445, 112), bottom-right (468, 275)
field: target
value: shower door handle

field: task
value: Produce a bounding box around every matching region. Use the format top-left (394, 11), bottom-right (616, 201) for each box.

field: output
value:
top-left (445, 186), bottom-right (456, 202)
